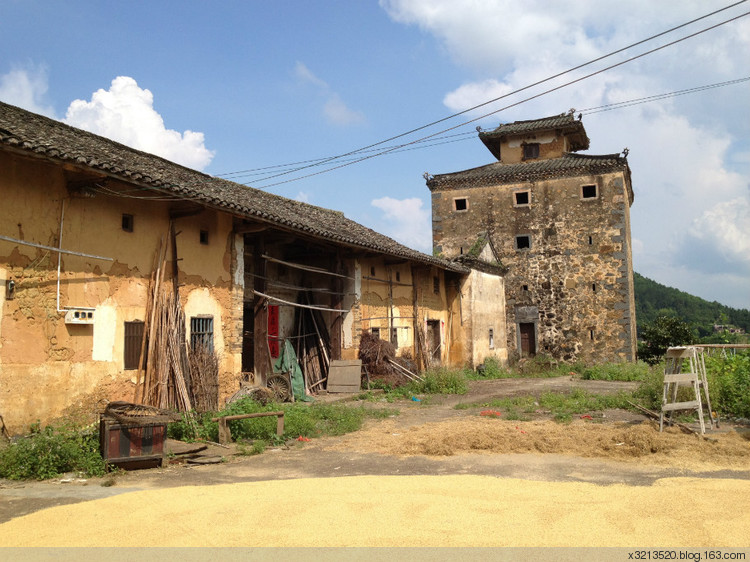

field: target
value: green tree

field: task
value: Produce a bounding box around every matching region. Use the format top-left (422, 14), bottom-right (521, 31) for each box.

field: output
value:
top-left (637, 315), bottom-right (697, 365)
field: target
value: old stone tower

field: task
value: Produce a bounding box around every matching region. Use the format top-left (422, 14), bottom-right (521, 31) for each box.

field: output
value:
top-left (426, 112), bottom-right (637, 363)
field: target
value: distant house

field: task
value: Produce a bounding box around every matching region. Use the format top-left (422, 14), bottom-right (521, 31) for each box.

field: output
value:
top-left (427, 112), bottom-right (637, 363)
top-left (0, 101), bottom-right (505, 433)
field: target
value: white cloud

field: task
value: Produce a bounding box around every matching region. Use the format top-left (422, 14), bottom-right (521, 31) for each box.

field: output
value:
top-left (371, 196), bottom-right (432, 252)
top-left (295, 191), bottom-right (311, 203)
top-left (324, 94), bottom-right (365, 126)
top-left (382, 0), bottom-right (750, 308)
top-left (294, 61), bottom-right (328, 89)
top-left (0, 65), bottom-right (56, 117)
top-left (64, 76), bottom-right (214, 170)
top-left (294, 62), bottom-right (365, 126)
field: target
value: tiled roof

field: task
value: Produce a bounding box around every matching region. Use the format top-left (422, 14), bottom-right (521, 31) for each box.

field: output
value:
top-left (427, 153), bottom-right (629, 191)
top-left (0, 101), bottom-right (466, 272)
top-left (479, 112), bottom-right (590, 157)
top-left (480, 113), bottom-right (582, 136)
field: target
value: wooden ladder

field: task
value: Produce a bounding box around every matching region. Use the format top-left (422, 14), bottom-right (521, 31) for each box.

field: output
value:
top-left (659, 346), bottom-right (716, 434)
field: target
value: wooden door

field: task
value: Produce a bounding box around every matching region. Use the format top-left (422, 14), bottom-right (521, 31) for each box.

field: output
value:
top-left (519, 323), bottom-right (536, 358)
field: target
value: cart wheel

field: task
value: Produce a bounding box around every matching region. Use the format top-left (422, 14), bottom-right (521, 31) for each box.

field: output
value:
top-left (266, 375), bottom-right (291, 402)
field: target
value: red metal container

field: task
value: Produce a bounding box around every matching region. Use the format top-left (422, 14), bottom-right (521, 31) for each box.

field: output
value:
top-left (99, 417), bottom-right (166, 470)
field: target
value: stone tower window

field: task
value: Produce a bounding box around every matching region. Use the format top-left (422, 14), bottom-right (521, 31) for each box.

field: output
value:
top-left (514, 190), bottom-right (530, 206)
top-left (523, 143), bottom-right (540, 160)
top-left (453, 197), bottom-right (468, 211)
top-left (515, 235), bottom-right (531, 250)
top-left (581, 184), bottom-right (598, 199)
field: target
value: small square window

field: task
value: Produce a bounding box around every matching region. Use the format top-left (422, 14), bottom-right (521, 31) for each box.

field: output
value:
top-left (522, 284), bottom-right (529, 291)
top-left (515, 235), bottom-right (531, 250)
top-left (514, 191), bottom-right (530, 206)
top-left (433, 276), bottom-right (440, 294)
top-left (371, 327), bottom-right (381, 339)
top-left (200, 230), bottom-right (209, 245)
top-left (454, 198), bottom-right (468, 211)
top-left (391, 328), bottom-right (399, 348)
top-left (523, 143), bottom-right (540, 160)
top-left (581, 185), bottom-right (598, 199)
top-left (122, 214), bottom-right (134, 232)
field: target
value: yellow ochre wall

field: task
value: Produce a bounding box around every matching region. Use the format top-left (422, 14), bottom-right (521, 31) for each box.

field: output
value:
top-left (0, 152), bottom-right (240, 433)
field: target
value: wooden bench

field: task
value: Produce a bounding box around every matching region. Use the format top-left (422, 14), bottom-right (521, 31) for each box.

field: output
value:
top-left (211, 411), bottom-right (285, 444)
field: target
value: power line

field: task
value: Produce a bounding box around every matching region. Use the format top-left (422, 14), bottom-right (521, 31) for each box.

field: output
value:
top-left (218, 0), bottom-right (748, 186)
top-left (579, 77), bottom-right (750, 115)
top-left (217, 131), bottom-right (476, 180)
top-left (252, 9), bottom-right (750, 190)
top-left (221, 76), bottom-right (749, 184)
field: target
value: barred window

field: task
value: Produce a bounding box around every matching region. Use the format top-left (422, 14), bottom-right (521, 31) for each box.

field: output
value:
top-left (124, 321), bottom-right (145, 370)
top-left (190, 316), bottom-right (214, 353)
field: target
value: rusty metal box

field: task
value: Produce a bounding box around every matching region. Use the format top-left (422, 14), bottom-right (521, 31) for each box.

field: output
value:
top-left (99, 418), bottom-right (166, 470)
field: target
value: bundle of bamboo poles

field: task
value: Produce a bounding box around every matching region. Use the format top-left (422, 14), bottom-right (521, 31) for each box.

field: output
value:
top-left (134, 231), bottom-right (193, 412)
top-left (143, 288), bottom-right (192, 411)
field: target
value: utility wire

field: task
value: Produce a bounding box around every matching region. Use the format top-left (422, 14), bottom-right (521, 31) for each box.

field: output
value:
top-left (579, 76), bottom-right (750, 115)
top-left (223, 76), bottom-right (749, 183)
top-left (226, 0), bottom-right (748, 186)
top-left (252, 9), bottom-right (750, 189)
top-left (217, 131), bottom-right (476, 180)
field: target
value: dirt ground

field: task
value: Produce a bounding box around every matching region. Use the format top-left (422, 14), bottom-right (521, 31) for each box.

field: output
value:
top-left (1, 377), bottom-right (749, 547)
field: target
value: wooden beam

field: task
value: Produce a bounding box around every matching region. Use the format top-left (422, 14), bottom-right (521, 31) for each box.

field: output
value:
top-left (253, 235), bottom-right (269, 382)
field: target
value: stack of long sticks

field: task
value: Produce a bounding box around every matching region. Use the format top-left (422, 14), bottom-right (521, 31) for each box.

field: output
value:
top-left (293, 292), bottom-right (330, 394)
top-left (134, 231), bottom-right (193, 412)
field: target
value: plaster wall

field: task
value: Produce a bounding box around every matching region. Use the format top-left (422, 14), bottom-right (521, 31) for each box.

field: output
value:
top-left (0, 152), bottom-right (241, 432)
top-left (462, 269), bottom-right (508, 367)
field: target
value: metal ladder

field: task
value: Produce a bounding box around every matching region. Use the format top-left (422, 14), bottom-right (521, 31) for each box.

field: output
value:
top-left (659, 346), bottom-right (716, 434)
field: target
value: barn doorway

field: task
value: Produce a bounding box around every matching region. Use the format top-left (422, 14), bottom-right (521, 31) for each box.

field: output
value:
top-left (519, 322), bottom-right (536, 358)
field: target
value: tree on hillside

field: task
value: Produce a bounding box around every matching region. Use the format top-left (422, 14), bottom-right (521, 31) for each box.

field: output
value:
top-left (637, 315), bottom-right (697, 365)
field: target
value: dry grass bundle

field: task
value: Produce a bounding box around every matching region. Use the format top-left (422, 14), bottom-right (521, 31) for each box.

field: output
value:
top-left (359, 331), bottom-right (412, 386)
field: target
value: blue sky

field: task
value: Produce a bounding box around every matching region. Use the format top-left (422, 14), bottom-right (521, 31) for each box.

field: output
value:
top-left (2, 1), bottom-right (749, 309)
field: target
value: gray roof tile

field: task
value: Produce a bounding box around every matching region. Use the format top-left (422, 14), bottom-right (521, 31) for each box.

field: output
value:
top-left (0, 101), bottom-right (466, 272)
top-left (427, 152), bottom-right (629, 190)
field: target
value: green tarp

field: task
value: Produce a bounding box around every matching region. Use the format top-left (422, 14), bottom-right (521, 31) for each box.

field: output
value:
top-left (273, 339), bottom-right (314, 402)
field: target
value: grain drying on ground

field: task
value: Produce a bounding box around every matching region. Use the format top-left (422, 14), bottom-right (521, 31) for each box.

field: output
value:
top-left (0, 475), bottom-right (748, 546)
top-left (329, 418), bottom-right (750, 471)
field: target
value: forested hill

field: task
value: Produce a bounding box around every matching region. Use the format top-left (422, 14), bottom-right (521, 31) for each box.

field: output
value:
top-left (634, 272), bottom-right (750, 336)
